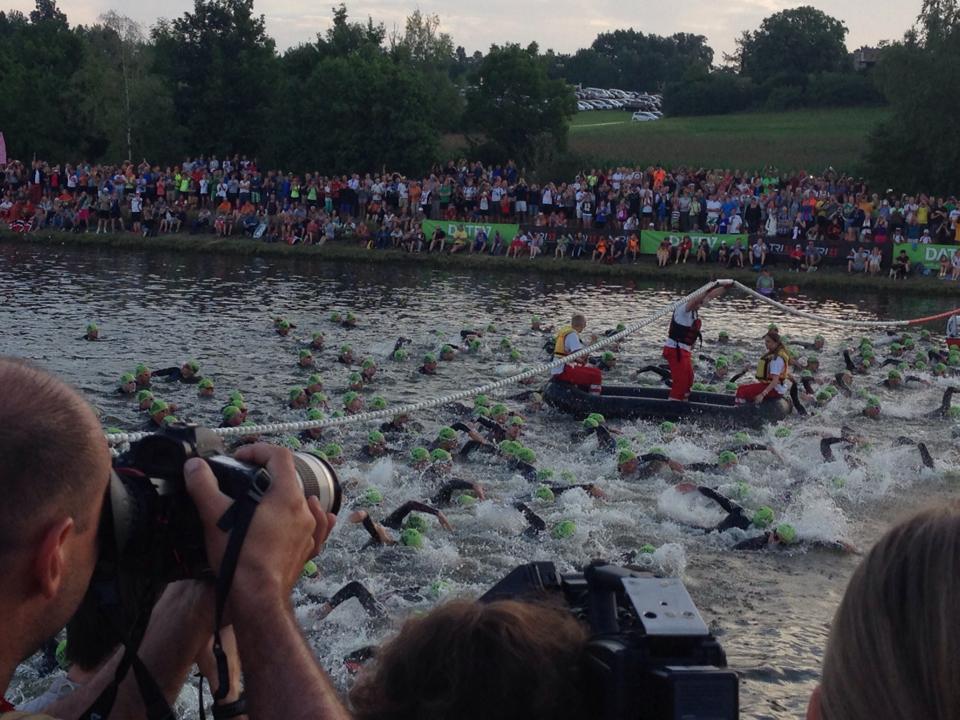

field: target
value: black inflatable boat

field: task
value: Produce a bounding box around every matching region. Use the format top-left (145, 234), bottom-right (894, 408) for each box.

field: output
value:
top-left (543, 381), bottom-right (792, 427)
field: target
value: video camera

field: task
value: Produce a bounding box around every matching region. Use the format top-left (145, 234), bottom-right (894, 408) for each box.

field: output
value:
top-left (481, 560), bottom-right (738, 720)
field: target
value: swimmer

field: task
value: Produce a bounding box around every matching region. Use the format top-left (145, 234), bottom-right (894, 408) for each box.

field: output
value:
top-left (439, 345), bottom-right (456, 362)
top-left (305, 373), bottom-right (323, 394)
top-left (931, 386), bottom-right (960, 418)
top-left (341, 312), bottom-right (358, 329)
top-left (361, 431), bottom-right (389, 459)
top-left (302, 581), bottom-right (387, 622)
top-left (347, 372), bottom-right (365, 391)
top-left (276, 319), bottom-right (292, 337)
top-left (220, 405), bottom-right (244, 428)
top-left (117, 373), bottom-right (136, 394)
top-left (308, 331), bottom-right (325, 350)
top-left (338, 344), bottom-right (355, 365)
top-left (135, 389), bottom-right (154, 410)
top-left (360, 358), bottom-right (377, 381)
top-left (289, 386), bottom-right (309, 409)
top-left (349, 502), bottom-right (452, 548)
top-left (299, 408), bottom-right (325, 442)
top-left (147, 399), bottom-right (172, 428)
top-left (733, 524), bottom-right (857, 553)
top-left (593, 351), bottom-right (617, 372)
top-left (153, 359), bottom-right (202, 383)
top-left (674, 482), bottom-right (776, 533)
top-left (298, 349), bottom-right (315, 368)
top-left (134, 363), bottom-right (151, 388)
top-left (617, 449), bottom-right (684, 479)
top-left (419, 353), bottom-right (438, 375)
top-left (343, 391), bottom-right (364, 414)
top-left (380, 411), bottom-right (424, 435)
top-left (894, 437), bottom-right (936, 469)
top-left (635, 364), bottom-right (673, 386)
top-left (430, 478), bottom-right (487, 505)
top-left (83, 322), bottom-right (100, 341)
top-left (195, 377), bottom-right (214, 398)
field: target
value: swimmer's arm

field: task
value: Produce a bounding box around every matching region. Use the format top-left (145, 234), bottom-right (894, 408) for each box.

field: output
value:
top-left (513, 501), bottom-right (546, 532)
top-left (733, 533), bottom-right (771, 551)
top-left (696, 486), bottom-right (740, 514)
top-left (595, 425), bottom-right (617, 451)
top-left (432, 479), bottom-right (484, 504)
top-left (151, 366), bottom-right (180, 378)
top-left (383, 501), bottom-right (452, 531)
top-left (325, 581), bottom-right (386, 619)
top-left (349, 510), bottom-right (394, 545)
top-left (549, 483), bottom-right (606, 499)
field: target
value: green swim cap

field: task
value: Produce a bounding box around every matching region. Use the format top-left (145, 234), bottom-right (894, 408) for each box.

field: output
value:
top-left (340, 344), bottom-right (352, 354)
top-left (135, 363), bottom-right (150, 376)
top-left (532, 315), bottom-right (541, 323)
top-left (618, 449), bottom-right (637, 465)
top-left (370, 396), bottom-right (387, 410)
top-left (441, 344), bottom-right (454, 355)
top-left (229, 390), bottom-right (244, 404)
top-left (348, 372), bottom-right (363, 385)
top-left (560, 470), bottom-right (577, 483)
top-left (776, 523), bottom-right (798, 544)
top-left (289, 387), bottom-right (305, 401)
top-left (284, 435), bottom-right (302, 449)
top-left (474, 394), bottom-right (490, 406)
top-left (587, 413), bottom-right (606, 425)
top-left (718, 330), bottom-right (730, 340)
top-left (186, 360), bottom-right (200, 372)
top-left (616, 323), bottom-right (626, 332)
top-left (768, 323), bottom-right (779, 332)
top-left (400, 528), bottom-right (423, 548)
top-left (306, 408), bottom-right (324, 421)
top-left (500, 338), bottom-right (512, 349)
top-left (552, 520), bottom-right (577, 539)
top-left (509, 349), bottom-right (522, 361)
top-left (149, 399), bottom-right (168, 414)
top-left (198, 378), bottom-right (214, 390)
top-left (715, 356), bottom-right (728, 368)
top-left (278, 320), bottom-right (290, 330)
top-left (887, 369), bottom-right (902, 381)
top-left (222, 405), bottom-right (241, 421)
top-left (55, 639), bottom-right (68, 671)
top-left (329, 311), bottom-right (341, 322)
top-left (499, 440), bottom-right (522, 456)
top-left (921, 329), bottom-right (931, 339)
top-left (487, 323), bottom-right (496, 332)
top-left (801, 369), bottom-right (813, 379)
top-left (431, 448), bottom-right (452, 463)
top-left (825, 385), bottom-right (839, 397)
top-left (455, 493), bottom-right (477, 506)
top-left (732, 481), bottom-right (750, 500)
top-left (509, 416), bottom-right (525, 426)
top-left (639, 543), bottom-right (656, 554)
top-left (935, 362), bottom-right (947, 373)
top-left (410, 447), bottom-right (430, 462)
top-left (602, 351), bottom-right (615, 362)
top-left (393, 348), bottom-right (409, 361)
top-left (733, 431), bottom-right (749, 444)
top-left (322, 443), bottom-right (342, 459)
top-left (536, 468), bottom-right (555, 481)
top-left (162, 415), bottom-right (179, 426)
top-left (469, 339), bottom-right (481, 351)
top-left (437, 426), bottom-right (457, 441)
top-left (362, 359), bottom-right (376, 370)
top-left (949, 406), bottom-right (960, 418)
top-left (647, 446), bottom-right (665, 456)
top-left (515, 447), bottom-right (537, 464)
top-left (725, 381), bottom-right (738, 393)
top-left (691, 382), bottom-right (707, 391)
top-left (368, 430), bottom-right (385, 445)
top-left (301, 560), bottom-right (318, 579)
top-left (865, 396), bottom-right (881, 409)
top-left (120, 372), bottom-right (135, 384)
top-left (423, 353), bottom-right (436, 364)
top-left (535, 485), bottom-right (556, 502)
top-left (752, 506), bottom-right (774, 528)
top-left (86, 322), bottom-right (98, 332)
top-left (732, 351), bottom-right (745, 363)
top-left (136, 389), bottom-right (154, 403)
top-left (815, 334), bottom-right (825, 342)
top-left (660, 421), bottom-right (677, 435)
top-left (343, 391), bottom-right (359, 405)
top-left (582, 417), bottom-right (600, 430)
top-left (404, 514), bottom-right (429, 534)
top-left (474, 406), bottom-right (491, 418)
top-left (312, 330), bottom-right (324, 339)
top-left (298, 349), bottom-right (312, 359)
top-left (816, 390), bottom-right (831, 402)
top-left (310, 392), bottom-right (328, 407)
top-left (491, 403), bottom-right (508, 416)
top-left (304, 373), bottom-right (321, 386)
top-left (718, 450), bottom-right (738, 465)
top-left (428, 579), bottom-right (450, 598)
top-left (774, 427), bottom-right (790, 438)
top-left (616, 437), bottom-right (631, 450)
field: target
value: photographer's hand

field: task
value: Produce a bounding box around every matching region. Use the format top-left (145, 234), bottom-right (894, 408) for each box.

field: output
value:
top-left (184, 444), bottom-right (348, 720)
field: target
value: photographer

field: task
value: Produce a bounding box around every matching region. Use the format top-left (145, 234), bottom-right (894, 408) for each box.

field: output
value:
top-left (0, 357), bottom-right (348, 720)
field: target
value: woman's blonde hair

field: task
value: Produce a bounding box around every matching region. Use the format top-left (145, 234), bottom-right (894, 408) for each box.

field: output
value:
top-left (819, 502), bottom-right (960, 719)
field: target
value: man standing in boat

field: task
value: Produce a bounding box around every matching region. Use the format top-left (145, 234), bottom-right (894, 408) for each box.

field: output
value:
top-left (663, 283), bottom-right (728, 401)
top-left (552, 313), bottom-right (602, 393)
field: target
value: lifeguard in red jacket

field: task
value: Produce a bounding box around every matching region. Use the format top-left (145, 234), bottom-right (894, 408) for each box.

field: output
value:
top-left (663, 284), bottom-right (727, 400)
top-left (552, 313), bottom-right (602, 392)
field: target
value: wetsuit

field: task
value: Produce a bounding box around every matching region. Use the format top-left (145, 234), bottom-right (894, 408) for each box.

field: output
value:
top-left (152, 366), bottom-right (201, 384)
top-left (636, 364), bottom-right (672, 386)
top-left (692, 486), bottom-right (753, 532)
top-left (303, 582), bottom-right (386, 620)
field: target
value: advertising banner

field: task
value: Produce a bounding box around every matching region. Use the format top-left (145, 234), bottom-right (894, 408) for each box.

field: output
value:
top-left (421, 219), bottom-right (519, 245)
top-left (894, 242), bottom-right (960, 265)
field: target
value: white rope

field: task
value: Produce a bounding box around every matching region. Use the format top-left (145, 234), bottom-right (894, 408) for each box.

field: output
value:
top-left (731, 281), bottom-right (914, 328)
top-left (104, 279), bottom-right (726, 445)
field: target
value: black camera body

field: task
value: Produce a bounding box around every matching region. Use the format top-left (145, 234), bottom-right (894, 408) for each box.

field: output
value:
top-left (481, 560), bottom-right (739, 720)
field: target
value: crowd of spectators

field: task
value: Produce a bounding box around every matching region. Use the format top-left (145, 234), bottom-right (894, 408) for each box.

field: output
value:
top-left (3, 156), bottom-right (960, 275)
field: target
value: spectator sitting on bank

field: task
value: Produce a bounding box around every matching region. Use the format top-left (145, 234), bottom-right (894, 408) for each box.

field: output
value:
top-left (656, 238), bottom-right (671, 267)
top-left (729, 241), bottom-right (744, 268)
top-left (675, 235), bottom-right (692, 264)
top-left (868, 247), bottom-right (883, 275)
top-left (890, 249), bottom-right (911, 280)
top-left (804, 241), bottom-right (821, 272)
top-left (751, 237), bottom-right (767, 270)
top-left (847, 246), bottom-right (868, 274)
top-left (789, 243), bottom-right (803, 271)
top-left (695, 238), bottom-right (709, 263)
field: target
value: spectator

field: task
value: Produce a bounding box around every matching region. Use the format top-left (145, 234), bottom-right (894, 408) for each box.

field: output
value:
top-left (349, 600), bottom-right (589, 720)
top-left (811, 502), bottom-right (960, 720)
top-left (750, 237), bottom-right (767, 270)
top-left (890, 249), bottom-right (911, 279)
top-left (676, 235), bottom-right (692, 264)
top-left (789, 243), bottom-right (804, 271)
top-left (847, 246), bottom-right (868, 274)
top-left (728, 241), bottom-right (744, 268)
top-left (804, 241), bottom-right (821, 272)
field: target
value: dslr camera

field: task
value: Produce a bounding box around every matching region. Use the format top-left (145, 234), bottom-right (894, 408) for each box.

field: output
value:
top-left (482, 560), bottom-right (738, 720)
top-left (92, 425), bottom-right (342, 612)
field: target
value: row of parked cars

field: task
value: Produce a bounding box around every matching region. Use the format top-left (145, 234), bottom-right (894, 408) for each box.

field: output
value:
top-left (575, 87), bottom-right (663, 120)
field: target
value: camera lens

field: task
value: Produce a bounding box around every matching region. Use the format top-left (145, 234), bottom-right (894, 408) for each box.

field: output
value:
top-left (291, 452), bottom-right (342, 515)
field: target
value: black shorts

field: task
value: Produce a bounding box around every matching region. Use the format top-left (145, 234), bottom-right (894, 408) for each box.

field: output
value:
top-left (131, 212), bottom-right (142, 222)
top-left (98, 209), bottom-right (110, 219)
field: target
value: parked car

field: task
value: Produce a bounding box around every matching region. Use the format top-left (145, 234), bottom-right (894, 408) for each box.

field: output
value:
top-left (631, 111), bottom-right (658, 122)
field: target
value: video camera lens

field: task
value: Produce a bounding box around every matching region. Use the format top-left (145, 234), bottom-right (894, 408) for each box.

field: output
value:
top-left (290, 451), bottom-right (342, 515)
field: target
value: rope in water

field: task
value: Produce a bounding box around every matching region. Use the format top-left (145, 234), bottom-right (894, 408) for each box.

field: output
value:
top-left (731, 281), bottom-right (960, 328)
top-left (104, 278), bottom-right (958, 445)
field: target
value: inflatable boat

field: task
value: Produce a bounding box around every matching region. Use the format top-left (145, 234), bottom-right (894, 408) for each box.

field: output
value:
top-left (543, 381), bottom-right (792, 427)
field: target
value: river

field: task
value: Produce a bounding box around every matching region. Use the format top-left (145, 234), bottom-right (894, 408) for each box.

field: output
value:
top-left (2, 241), bottom-right (958, 718)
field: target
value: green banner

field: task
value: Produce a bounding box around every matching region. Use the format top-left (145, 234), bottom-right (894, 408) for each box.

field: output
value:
top-left (421, 220), bottom-right (519, 246)
top-left (894, 242), bottom-right (960, 264)
top-left (639, 230), bottom-right (751, 255)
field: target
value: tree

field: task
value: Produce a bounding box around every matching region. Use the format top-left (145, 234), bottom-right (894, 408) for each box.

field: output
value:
top-left (151, 0), bottom-right (279, 158)
top-left (464, 43), bottom-right (576, 165)
top-left (732, 7), bottom-right (850, 79)
top-left (864, 1), bottom-right (960, 193)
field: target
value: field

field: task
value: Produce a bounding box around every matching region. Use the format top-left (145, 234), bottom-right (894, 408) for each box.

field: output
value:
top-left (567, 107), bottom-right (888, 174)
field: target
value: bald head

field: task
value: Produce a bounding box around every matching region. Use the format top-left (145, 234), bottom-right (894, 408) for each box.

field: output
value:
top-left (0, 357), bottom-right (109, 548)
top-left (571, 314), bottom-right (586, 331)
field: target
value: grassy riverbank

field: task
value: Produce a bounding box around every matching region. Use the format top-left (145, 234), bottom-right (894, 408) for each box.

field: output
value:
top-left (4, 230), bottom-right (960, 296)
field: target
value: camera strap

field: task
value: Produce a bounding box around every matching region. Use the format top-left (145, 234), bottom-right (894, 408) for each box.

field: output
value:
top-left (209, 473), bottom-right (271, 702)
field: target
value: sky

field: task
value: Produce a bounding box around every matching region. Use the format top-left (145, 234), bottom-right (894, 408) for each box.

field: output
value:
top-left (6, 0), bottom-right (921, 58)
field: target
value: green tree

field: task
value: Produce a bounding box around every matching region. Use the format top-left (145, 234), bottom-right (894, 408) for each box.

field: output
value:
top-left (151, 0), bottom-right (278, 158)
top-left (732, 7), bottom-right (850, 79)
top-left (864, 1), bottom-right (960, 193)
top-left (464, 43), bottom-right (576, 165)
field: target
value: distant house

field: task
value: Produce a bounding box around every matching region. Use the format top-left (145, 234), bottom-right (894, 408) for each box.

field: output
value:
top-left (852, 47), bottom-right (880, 71)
